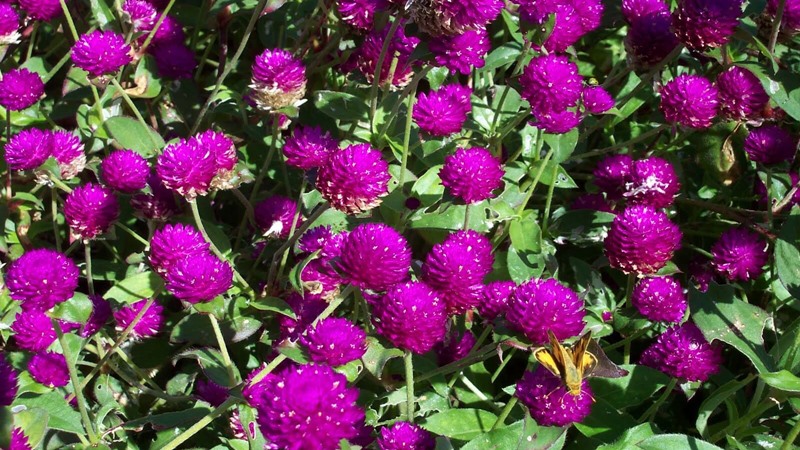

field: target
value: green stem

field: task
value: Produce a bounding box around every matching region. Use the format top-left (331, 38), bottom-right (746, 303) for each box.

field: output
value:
top-left (781, 417), bottom-right (800, 450)
top-left (463, 203), bottom-right (471, 230)
top-left (377, 66), bottom-right (430, 141)
top-left (490, 397), bottom-right (518, 431)
top-left (541, 163), bottom-right (557, 236)
top-left (51, 188), bottom-right (62, 252)
top-left (769, 0), bottom-right (787, 54)
top-left (638, 378), bottom-right (678, 422)
top-left (247, 117), bottom-right (280, 205)
top-left (209, 314), bottom-right (237, 386)
top-left (139, 0), bottom-right (177, 54)
top-left (710, 400), bottom-right (775, 442)
top-left (26, 22), bottom-right (37, 61)
top-left (90, 84), bottom-right (105, 123)
top-left (514, 148), bottom-right (554, 217)
top-left (110, 78), bottom-right (161, 151)
top-left (161, 397), bottom-right (239, 450)
top-left (623, 274), bottom-right (636, 364)
top-left (59, 0), bottom-right (79, 41)
top-left (368, 17), bottom-right (402, 129)
top-left (405, 350), bottom-right (415, 423)
top-left (84, 240), bottom-right (94, 296)
top-left (490, 348), bottom-right (517, 383)
top-left (415, 343), bottom-right (500, 384)
top-left (766, 167), bottom-right (774, 227)
top-left (264, 203), bottom-right (330, 292)
top-left (52, 319), bottom-right (98, 444)
top-left (116, 222), bottom-right (150, 246)
top-left (603, 327), bottom-right (649, 352)
top-left (569, 124), bottom-right (668, 162)
top-left (398, 77), bottom-right (418, 191)
top-left (274, 179), bottom-right (308, 282)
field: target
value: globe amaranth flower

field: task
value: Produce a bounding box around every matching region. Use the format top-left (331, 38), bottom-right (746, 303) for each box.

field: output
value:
top-left (582, 86), bottom-right (615, 114)
top-left (506, 278), bottom-right (585, 345)
top-left (593, 154), bottom-right (634, 200)
top-left (64, 183), bottom-right (120, 240)
top-left (254, 195), bottom-right (303, 239)
top-left (338, 223), bottom-right (411, 291)
top-left (316, 143), bottom-right (391, 214)
top-left (301, 317), bottom-right (367, 366)
top-left (0, 68), bottom-right (44, 111)
top-left (413, 83), bottom-right (472, 136)
top-left (0, 354), bottom-right (18, 406)
top-left (19, 0), bottom-right (62, 21)
top-left (337, 0), bottom-right (384, 30)
top-left (298, 226), bottom-right (336, 254)
top-left (768, 0), bottom-right (800, 33)
top-left (254, 364), bottom-right (365, 450)
top-left (123, 0), bottom-right (158, 32)
top-left (439, 147), bottom-right (504, 204)
top-left (141, 15), bottom-right (185, 46)
top-left (372, 281), bottom-right (447, 354)
top-left (250, 48), bottom-right (306, 111)
top-left (625, 12), bottom-right (679, 70)
top-left (9, 428), bottom-right (32, 450)
top-left (631, 276), bottom-right (687, 323)
top-left (422, 230), bottom-right (494, 314)
top-left (520, 55), bottom-right (583, 116)
top-left (29, 352), bottom-right (69, 387)
top-left (710, 227), bottom-right (768, 282)
top-left (195, 378), bottom-right (229, 406)
top-left (517, 0), bottom-right (604, 52)
top-left (743, 125), bottom-right (796, 165)
top-left (409, 0), bottom-right (503, 36)
top-left (71, 30), bottom-right (133, 77)
top-left (516, 366), bottom-right (593, 426)
top-left (429, 28), bottom-right (491, 75)
top-left (571, 193), bottom-right (614, 212)
top-left (278, 292), bottom-right (328, 341)
top-left (11, 310), bottom-right (56, 351)
top-left (622, 0), bottom-right (670, 22)
top-left (716, 66), bottom-right (769, 121)
top-left (299, 230), bottom-right (348, 298)
top-left (604, 205), bottom-right (682, 274)
top-left (152, 42), bottom-right (198, 79)
top-left (478, 280), bottom-right (515, 320)
top-left (377, 421), bottom-right (436, 450)
top-left (165, 253), bottom-right (233, 303)
top-left (436, 330), bottom-right (476, 365)
top-left (623, 156), bottom-right (681, 208)
top-left (132, 172), bottom-right (180, 220)
top-left (688, 256), bottom-right (714, 293)
top-left (50, 130), bottom-right (86, 179)
top-left (640, 322), bottom-right (723, 381)
top-left (283, 126), bottom-right (339, 170)
top-left (101, 149), bottom-right (150, 193)
top-left (660, 74), bottom-right (719, 129)
top-left (114, 298), bottom-right (165, 338)
top-left (80, 295), bottom-right (112, 338)
top-left (672, 0), bottom-right (743, 51)
top-left (6, 248), bottom-right (79, 310)
top-left (156, 137), bottom-right (218, 199)
top-left (5, 128), bottom-right (52, 171)
top-left (0, 3), bottom-right (20, 45)
top-left (533, 109), bottom-right (583, 134)
top-left (346, 24), bottom-right (419, 87)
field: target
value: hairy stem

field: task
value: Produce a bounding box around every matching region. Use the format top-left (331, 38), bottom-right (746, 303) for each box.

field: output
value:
top-left (53, 319), bottom-right (98, 444)
top-left (405, 350), bottom-right (415, 423)
top-left (209, 314), bottom-right (237, 386)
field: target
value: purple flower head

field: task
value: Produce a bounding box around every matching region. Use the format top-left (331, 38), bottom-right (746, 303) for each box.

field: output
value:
top-left (165, 253), bottom-right (233, 303)
top-left (410, 0), bottom-right (503, 36)
top-left (768, 0), bottom-right (800, 32)
top-left (422, 230), bottom-right (494, 314)
top-left (440, 147), bottom-right (504, 204)
top-left (533, 109), bottom-right (583, 134)
top-left (101, 150), bottom-right (150, 193)
top-left (12, 310), bottom-right (56, 351)
top-left (29, 352), bottom-right (69, 387)
top-left (625, 13), bottom-right (679, 70)
top-left (64, 183), bottom-right (119, 240)
top-left (0, 68), bottom-right (44, 111)
top-left (10, 428), bottom-right (32, 450)
top-left (710, 227), bottom-right (768, 282)
top-left (660, 74), bottom-right (719, 129)
top-left (254, 196), bottom-right (303, 239)
top-left (123, 0), bottom-right (158, 32)
top-left (156, 138), bottom-right (218, 199)
top-left (301, 317), bottom-right (367, 366)
top-left (317, 143), bottom-right (390, 214)
top-left (413, 84), bottom-right (472, 136)
top-left (640, 322), bottom-right (723, 381)
top-left (6, 248), bottom-right (79, 310)
top-left (195, 378), bottom-right (229, 407)
top-left (377, 421), bottom-right (436, 450)
top-left (593, 154), bottom-right (634, 200)
top-left (0, 355), bottom-right (18, 406)
top-left (632, 276), bottom-right (687, 323)
top-left (518, 0), bottom-right (604, 52)
top-left (339, 223), bottom-right (411, 291)
top-left (114, 299), bottom-right (165, 338)
top-left (149, 223), bottom-right (210, 275)
top-left (622, 0), bottom-right (670, 22)
top-left (250, 48), bottom-right (306, 111)
top-left (478, 280), bottom-right (516, 320)
top-left (373, 281), bottom-right (447, 354)
top-left (429, 28), bottom-right (490, 75)
top-left (338, 0), bottom-right (384, 30)
top-left (5, 128), bottom-right (51, 171)
top-left (689, 257), bottom-right (714, 293)
top-left (520, 55), bottom-right (583, 116)
top-left (348, 24), bottom-right (419, 87)
top-left (152, 41), bottom-right (198, 79)
top-left (71, 30), bottom-right (133, 77)
top-left (672, 0), bottom-right (743, 51)
top-left (0, 3), bottom-right (20, 41)
top-left (193, 129), bottom-right (237, 173)
top-left (571, 193), bottom-right (614, 212)
top-left (743, 125), bottom-right (796, 165)
top-left (283, 126), bottom-right (339, 170)
top-left (506, 278), bottom-right (585, 345)
top-left (51, 131), bottom-right (86, 179)
top-left (302, 259), bottom-right (344, 299)
top-left (716, 66), bottom-right (769, 120)
top-left (582, 86), bottom-right (615, 114)
top-left (147, 14), bottom-right (185, 45)
top-left (255, 364), bottom-right (365, 450)
top-left (19, 0), bottom-right (62, 21)
top-left (80, 295), bottom-right (112, 338)
top-left (278, 292), bottom-right (328, 341)
top-left (131, 172), bottom-right (180, 221)
top-left (604, 205), bottom-right (682, 274)
top-left (516, 366), bottom-right (593, 426)
top-left (624, 156), bottom-right (681, 208)
top-left (298, 226), bottom-right (335, 254)
top-left (436, 330), bottom-right (477, 365)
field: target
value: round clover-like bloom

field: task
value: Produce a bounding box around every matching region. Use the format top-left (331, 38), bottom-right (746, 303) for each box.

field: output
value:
top-left (19, 0), bottom-right (62, 20)
top-left (506, 278), bottom-right (585, 345)
top-left (122, 0), bottom-right (158, 32)
top-left (624, 156), bottom-right (681, 208)
top-left (339, 223), bottom-right (411, 291)
top-left (0, 3), bottom-right (20, 44)
top-left (582, 86), bottom-right (615, 114)
top-left (593, 154), bottom-right (634, 200)
top-left (337, 0), bottom-right (382, 30)
top-left (51, 130), bottom-right (86, 179)
top-left (413, 83), bottom-right (472, 136)
top-left (152, 41), bottom-right (197, 79)
top-left (743, 125), bottom-right (796, 165)
top-left (768, 0), bottom-right (800, 33)
top-left (640, 322), bottom-right (723, 381)
top-left (250, 48), bottom-right (306, 111)
top-left (622, 0), bottom-right (670, 21)
top-left (254, 195), bottom-right (303, 239)
top-left (9, 428), bottom-right (31, 450)
top-left (0, 68), bottom-right (44, 111)
top-left (192, 129), bottom-right (236, 173)
top-left (422, 230), bottom-right (494, 314)
top-left (436, 330), bottom-right (477, 365)
top-left (11, 310), bottom-right (56, 351)
top-left (80, 295), bottom-right (112, 338)
top-left (373, 281), bottom-right (447, 354)
top-left (298, 226), bottom-right (336, 254)
top-left (114, 299), bottom-right (165, 338)
top-left (604, 205), bottom-right (682, 274)
top-left (660, 74), bottom-right (719, 129)
top-left (71, 30), bottom-right (133, 77)
top-left (0, 354), bottom-right (18, 406)
top-left (377, 422), bottom-right (436, 450)
top-left (278, 292), bottom-right (328, 341)
top-left (478, 280), bottom-right (515, 320)
top-left (301, 317), bottom-right (367, 366)
top-left (29, 352), bottom-right (69, 387)
top-left (672, 0), bottom-right (743, 51)
top-left (142, 14), bottom-right (185, 46)
top-left (156, 137), bottom-right (218, 199)
top-left (132, 172), bottom-right (180, 221)
top-left (195, 378), bottom-right (229, 406)
top-left (429, 28), bottom-right (491, 75)
top-left (571, 193), bottom-right (614, 212)
top-left (316, 143), bottom-right (390, 214)
top-left (5, 128), bottom-right (51, 171)
top-left (254, 364), bottom-right (365, 450)
top-left (625, 12), bottom-right (679, 70)
top-left (710, 227), bottom-right (768, 282)
top-left (409, 0), bottom-right (503, 36)
top-left (518, 0), bottom-right (604, 52)
top-left (64, 183), bottom-right (119, 240)
top-left (439, 147), bottom-right (504, 204)
top-left (533, 109), bottom-right (583, 134)
top-left (631, 276), bottom-right (687, 323)
top-left (101, 149), bottom-right (150, 193)
top-left (347, 24), bottom-right (419, 87)
top-left (283, 126), bottom-right (339, 170)
top-left (6, 248), bottom-right (79, 310)
top-left (716, 66), bottom-right (769, 121)
top-left (149, 224), bottom-right (210, 274)
top-left (520, 55), bottom-right (583, 116)
top-left (516, 366), bottom-right (593, 426)
top-left (165, 253), bottom-right (233, 303)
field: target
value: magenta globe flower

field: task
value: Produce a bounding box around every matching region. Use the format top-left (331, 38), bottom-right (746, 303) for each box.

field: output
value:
top-left (254, 195), bottom-right (303, 239)
top-left (6, 248), bottom-right (79, 310)
top-left (250, 48), bottom-right (306, 111)
top-left (632, 276), bottom-right (687, 323)
top-left (278, 292), bottom-right (328, 341)
top-left (409, 0), bottom-right (503, 36)
top-left (373, 281), bottom-right (447, 354)
top-left (640, 322), bottom-right (723, 381)
top-left (672, 0), bottom-right (743, 51)
top-left (71, 30), bottom-right (133, 77)
top-left (710, 227), bottom-right (768, 282)
top-left (413, 84), bottom-right (472, 136)
top-left (439, 147), bottom-right (504, 204)
top-left (195, 378), bottom-right (228, 406)
top-left (164, 253), bottom-right (233, 303)
top-left (283, 126), bottom-right (339, 170)
top-left (9, 428), bottom-right (31, 450)
top-left (624, 156), bottom-right (681, 208)
top-left (51, 130), bottom-right (86, 179)
top-left (5, 128), bottom-right (51, 171)
top-left (604, 205), bottom-right (682, 274)
top-left (298, 226), bottom-right (336, 254)
top-left (518, 0), bottom-right (604, 52)
top-left (339, 223), bottom-right (411, 291)
top-left (0, 354), bottom-right (18, 406)
top-left (429, 28), bottom-right (490, 75)
top-left (301, 317), bottom-right (367, 366)
top-left (716, 66), bottom-right (769, 121)
top-left (156, 138), bottom-right (218, 199)
top-left (149, 223), bottom-right (210, 275)
top-left (132, 173), bottom-right (180, 221)
top-left (625, 12), bottom-right (679, 70)
top-left (660, 74), bottom-right (719, 128)
top-left (141, 14), bottom-right (185, 46)
top-left (593, 154), bottom-right (634, 200)
top-left (64, 183), bottom-right (119, 240)
top-left (193, 129), bottom-right (236, 173)
top-left (582, 86), bottom-right (615, 114)
top-left (520, 55), bottom-right (583, 116)
top-left (622, 0), bottom-right (670, 21)
top-left (316, 143), bottom-right (390, 214)
top-left (101, 149), bottom-right (150, 193)
top-left (478, 280), bottom-right (515, 320)
top-left (506, 278), bottom-right (585, 345)
top-left (151, 42), bottom-right (198, 79)
top-left (743, 126), bottom-right (796, 165)
top-left (436, 330), bottom-right (477, 365)
top-left (516, 366), bottom-right (593, 426)
top-left (122, 0), bottom-right (158, 32)
top-left (114, 299), bottom-right (165, 338)
top-left (80, 295), bottom-right (112, 338)
top-left (11, 310), bottom-right (57, 351)
top-left (571, 193), bottom-right (614, 212)
top-left (347, 25), bottom-right (419, 87)
top-left (0, 3), bottom-right (20, 44)
top-left (0, 68), bottom-right (44, 111)
top-left (29, 351), bottom-right (69, 387)
top-left (19, 0), bottom-right (62, 20)
top-left (768, 0), bottom-right (800, 33)
top-left (377, 422), bottom-right (436, 450)
top-left (337, 0), bottom-right (383, 30)
top-left (533, 109), bottom-right (583, 134)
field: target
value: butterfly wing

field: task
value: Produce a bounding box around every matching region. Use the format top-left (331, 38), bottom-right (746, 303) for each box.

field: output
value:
top-left (586, 338), bottom-right (629, 379)
top-left (534, 347), bottom-right (562, 378)
top-left (571, 332), bottom-right (596, 378)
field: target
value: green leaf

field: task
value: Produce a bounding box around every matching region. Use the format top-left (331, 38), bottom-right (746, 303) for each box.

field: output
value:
top-left (123, 404), bottom-right (214, 429)
top-left (472, 85), bottom-right (524, 133)
top-left (483, 42), bottom-right (523, 71)
top-left (590, 365), bottom-right (670, 410)
top-left (509, 214), bottom-right (542, 254)
top-left (596, 423), bottom-right (658, 450)
top-left (102, 116), bottom-right (165, 158)
top-left (361, 337), bottom-right (404, 379)
top-left (527, 160), bottom-right (577, 189)
top-left (51, 291), bottom-right (93, 324)
top-left (461, 420), bottom-right (559, 450)
top-left (739, 62), bottom-right (800, 122)
top-left (89, 0), bottom-right (115, 27)
top-left (776, 207), bottom-right (800, 299)
top-left (575, 397), bottom-right (638, 442)
top-left (544, 129), bottom-right (579, 163)
top-left (175, 347), bottom-right (240, 386)
top-left (507, 244), bottom-right (547, 283)
top-left (696, 376), bottom-right (753, 437)
top-left (635, 434), bottom-right (724, 450)
top-left (13, 407), bottom-right (49, 448)
top-left (129, 55), bottom-right (163, 99)
top-left (421, 409), bottom-right (498, 441)
top-left (105, 271), bottom-right (164, 304)
top-left (313, 91), bottom-right (369, 122)
top-left (248, 296), bottom-right (296, 318)
top-left (411, 165), bottom-right (445, 207)
top-left (426, 67), bottom-right (450, 90)
top-left (409, 203), bottom-right (492, 233)
top-left (760, 370), bottom-right (800, 393)
top-left (13, 391), bottom-right (84, 434)
top-left (171, 314), bottom-right (262, 345)
top-left (551, 210), bottom-right (615, 245)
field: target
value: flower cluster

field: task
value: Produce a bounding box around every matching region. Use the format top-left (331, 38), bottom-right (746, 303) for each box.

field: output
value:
top-left (156, 129), bottom-right (239, 199)
top-left (5, 128), bottom-right (85, 178)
